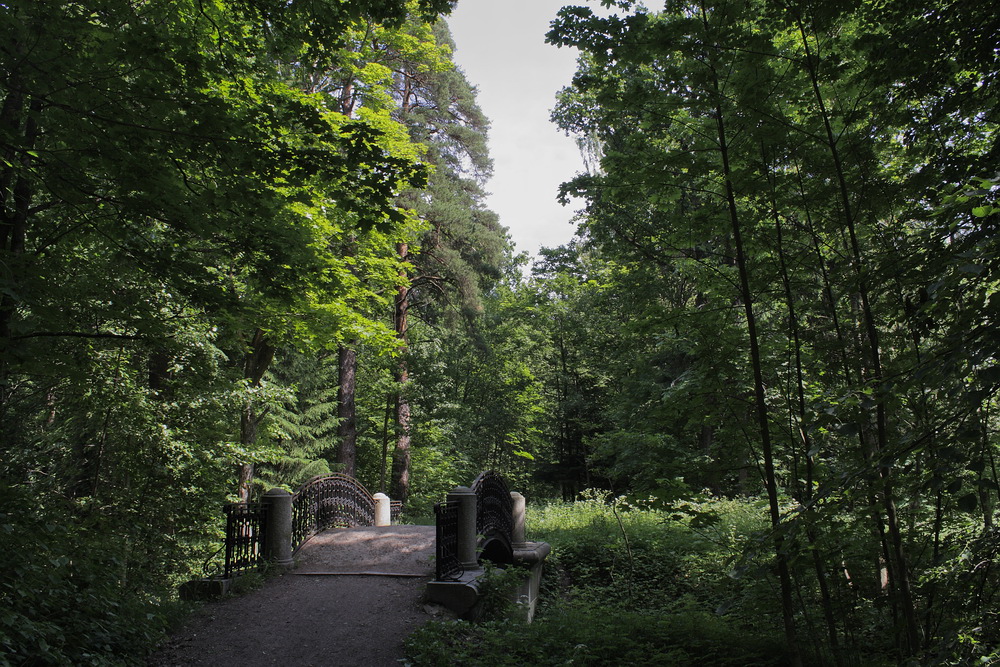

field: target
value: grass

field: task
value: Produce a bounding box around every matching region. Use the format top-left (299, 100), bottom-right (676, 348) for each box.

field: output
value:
top-left (405, 491), bottom-right (794, 666)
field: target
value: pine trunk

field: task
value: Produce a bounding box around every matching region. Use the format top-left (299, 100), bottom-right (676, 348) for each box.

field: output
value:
top-left (336, 345), bottom-right (358, 477)
top-left (390, 242), bottom-right (411, 501)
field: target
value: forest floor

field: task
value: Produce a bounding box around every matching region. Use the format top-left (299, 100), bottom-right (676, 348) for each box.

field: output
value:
top-left (148, 525), bottom-right (449, 667)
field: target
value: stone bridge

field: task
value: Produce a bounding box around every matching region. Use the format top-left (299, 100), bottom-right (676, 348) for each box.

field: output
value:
top-left (194, 472), bottom-right (550, 622)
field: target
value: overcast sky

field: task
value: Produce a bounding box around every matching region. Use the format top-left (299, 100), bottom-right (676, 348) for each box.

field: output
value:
top-left (446, 1), bottom-right (589, 260)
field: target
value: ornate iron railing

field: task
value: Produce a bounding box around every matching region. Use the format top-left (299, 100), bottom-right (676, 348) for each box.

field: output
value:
top-left (434, 500), bottom-right (463, 580)
top-left (223, 502), bottom-right (267, 578)
top-left (471, 470), bottom-right (513, 558)
top-left (433, 471), bottom-right (515, 580)
top-left (291, 473), bottom-right (377, 552)
top-left (221, 474), bottom-right (403, 576)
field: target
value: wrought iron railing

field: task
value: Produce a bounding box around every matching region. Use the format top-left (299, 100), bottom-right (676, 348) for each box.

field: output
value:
top-left (434, 500), bottom-right (463, 580)
top-left (291, 473), bottom-right (378, 553)
top-left (221, 474), bottom-right (403, 576)
top-left (432, 471), bottom-right (515, 580)
top-left (471, 470), bottom-right (513, 556)
top-left (223, 502), bottom-right (268, 578)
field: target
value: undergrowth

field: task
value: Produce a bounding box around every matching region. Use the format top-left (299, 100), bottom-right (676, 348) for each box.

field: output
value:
top-left (405, 606), bottom-right (789, 666)
top-left (0, 496), bottom-right (192, 665)
top-left (404, 492), bottom-right (795, 666)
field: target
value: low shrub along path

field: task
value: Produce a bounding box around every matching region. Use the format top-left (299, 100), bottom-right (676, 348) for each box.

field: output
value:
top-left (149, 525), bottom-right (440, 666)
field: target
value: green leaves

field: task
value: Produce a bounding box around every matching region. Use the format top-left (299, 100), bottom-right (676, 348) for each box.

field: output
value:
top-left (0, 0), bottom-right (455, 661)
top-left (541, 0), bottom-right (1000, 660)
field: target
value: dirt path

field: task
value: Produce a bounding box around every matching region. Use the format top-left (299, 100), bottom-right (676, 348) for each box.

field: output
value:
top-left (149, 525), bottom-right (442, 667)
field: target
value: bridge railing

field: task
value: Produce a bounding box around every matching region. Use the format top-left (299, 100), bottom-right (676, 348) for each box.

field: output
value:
top-left (220, 473), bottom-right (399, 577)
top-left (433, 471), bottom-right (518, 581)
top-left (291, 473), bottom-right (383, 552)
top-left (223, 502), bottom-right (268, 578)
top-left (391, 500), bottom-right (403, 524)
top-left (471, 471), bottom-right (513, 558)
top-left (427, 474), bottom-right (549, 621)
top-left (434, 499), bottom-right (463, 580)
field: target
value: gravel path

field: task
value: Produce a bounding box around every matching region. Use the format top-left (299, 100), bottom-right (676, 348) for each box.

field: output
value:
top-left (149, 525), bottom-right (442, 667)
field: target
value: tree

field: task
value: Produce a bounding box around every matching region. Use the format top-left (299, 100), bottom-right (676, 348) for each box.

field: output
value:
top-left (548, 0), bottom-right (1000, 660)
top-left (0, 0), bottom-right (452, 660)
top-left (385, 19), bottom-right (509, 501)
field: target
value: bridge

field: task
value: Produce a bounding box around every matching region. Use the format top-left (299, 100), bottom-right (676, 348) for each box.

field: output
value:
top-left (187, 471), bottom-right (550, 622)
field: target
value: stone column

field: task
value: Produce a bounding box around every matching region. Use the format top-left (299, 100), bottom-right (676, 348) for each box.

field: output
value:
top-left (373, 492), bottom-right (391, 526)
top-left (510, 491), bottom-right (526, 547)
top-left (448, 486), bottom-right (478, 569)
top-left (262, 488), bottom-right (293, 569)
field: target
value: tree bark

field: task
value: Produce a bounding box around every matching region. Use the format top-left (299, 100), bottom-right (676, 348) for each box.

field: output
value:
top-left (0, 76), bottom-right (40, 394)
top-left (767, 154), bottom-right (842, 662)
top-left (336, 345), bottom-right (358, 477)
top-left (380, 392), bottom-right (393, 493)
top-left (390, 241), bottom-right (412, 501)
top-left (237, 329), bottom-right (275, 503)
top-left (795, 17), bottom-right (920, 653)
top-left (702, 11), bottom-right (800, 659)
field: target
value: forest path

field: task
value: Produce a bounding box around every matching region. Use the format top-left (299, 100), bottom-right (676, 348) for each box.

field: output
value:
top-left (149, 525), bottom-right (442, 667)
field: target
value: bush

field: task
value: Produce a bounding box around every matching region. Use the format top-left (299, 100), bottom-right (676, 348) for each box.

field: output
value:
top-left (0, 489), bottom-right (189, 665)
top-left (527, 493), bottom-right (776, 618)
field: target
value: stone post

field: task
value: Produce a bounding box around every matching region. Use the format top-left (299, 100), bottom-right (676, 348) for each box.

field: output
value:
top-left (448, 486), bottom-right (478, 569)
top-left (510, 491), bottom-right (526, 547)
top-left (262, 488), bottom-right (294, 569)
top-left (373, 492), bottom-right (391, 526)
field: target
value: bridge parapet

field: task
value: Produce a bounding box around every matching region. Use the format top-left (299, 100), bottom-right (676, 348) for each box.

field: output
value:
top-left (427, 472), bottom-right (551, 621)
top-left (290, 473), bottom-right (397, 551)
top-left (200, 474), bottom-right (398, 592)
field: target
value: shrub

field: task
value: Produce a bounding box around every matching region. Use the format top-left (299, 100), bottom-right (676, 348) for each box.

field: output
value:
top-left (0, 488), bottom-right (189, 665)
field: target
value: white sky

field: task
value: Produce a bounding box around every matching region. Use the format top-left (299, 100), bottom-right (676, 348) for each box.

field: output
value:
top-left (446, 0), bottom-right (589, 260)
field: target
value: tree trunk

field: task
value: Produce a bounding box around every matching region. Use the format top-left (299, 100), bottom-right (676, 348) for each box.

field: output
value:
top-left (390, 369), bottom-right (411, 502)
top-left (237, 329), bottom-right (275, 503)
top-left (390, 241), bottom-right (412, 501)
top-left (0, 80), bottom-right (40, 395)
top-left (703, 14), bottom-right (800, 659)
top-left (767, 155), bottom-right (842, 663)
top-left (336, 345), bottom-right (358, 477)
top-left (795, 17), bottom-right (920, 653)
top-left (380, 392), bottom-right (393, 493)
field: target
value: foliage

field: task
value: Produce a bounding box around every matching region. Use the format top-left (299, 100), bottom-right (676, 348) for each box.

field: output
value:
top-left (474, 562), bottom-right (529, 622)
top-left (0, 0), bottom-right (453, 662)
top-left (253, 349), bottom-right (341, 493)
top-left (406, 608), bottom-right (790, 667)
top-left (0, 483), bottom-right (192, 664)
top-left (530, 494), bottom-right (775, 618)
top-left (384, 16), bottom-right (512, 501)
top-left (405, 496), bottom-right (792, 667)
top-left (540, 0), bottom-right (1000, 661)
top-left (402, 279), bottom-right (551, 498)
top-left (5, 0), bottom-right (1000, 662)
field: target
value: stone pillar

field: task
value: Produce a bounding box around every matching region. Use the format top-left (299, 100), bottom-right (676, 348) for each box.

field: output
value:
top-left (262, 488), bottom-right (294, 569)
top-left (448, 486), bottom-right (478, 569)
top-left (510, 491), bottom-right (526, 547)
top-left (373, 492), bottom-right (391, 526)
